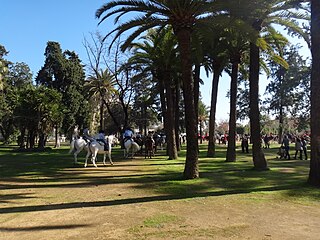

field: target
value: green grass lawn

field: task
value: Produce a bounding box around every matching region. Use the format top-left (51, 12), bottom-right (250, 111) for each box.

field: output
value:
top-left (0, 142), bottom-right (318, 203)
top-left (1, 142), bottom-right (320, 240)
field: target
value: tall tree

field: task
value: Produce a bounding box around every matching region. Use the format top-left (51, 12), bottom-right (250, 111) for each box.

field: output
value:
top-left (36, 41), bottom-right (88, 138)
top-left (198, 99), bottom-right (209, 144)
top-left (200, 25), bottom-right (229, 157)
top-left (217, 0), bottom-right (307, 170)
top-left (128, 27), bottom-right (179, 159)
top-left (308, 0), bottom-right (320, 186)
top-left (0, 45), bottom-right (9, 92)
top-left (249, 0), bottom-right (307, 170)
top-left (85, 68), bottom-right (117, 130)
top-left (96, 0), bottom-right (216, 179)
top-left (14, 86), bottom-right (62, 148)
top-left (265, 45), bottom-right (309, 142)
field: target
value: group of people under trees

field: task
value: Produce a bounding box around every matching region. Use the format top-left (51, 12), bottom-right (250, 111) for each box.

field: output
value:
top-left (239, 132), bottom-right (308, 160)
top-left (280, 135), bottom-right (308, 160)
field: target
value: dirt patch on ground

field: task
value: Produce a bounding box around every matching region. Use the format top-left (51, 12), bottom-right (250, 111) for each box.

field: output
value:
top-left (1, 157), bottom-right (320, 240)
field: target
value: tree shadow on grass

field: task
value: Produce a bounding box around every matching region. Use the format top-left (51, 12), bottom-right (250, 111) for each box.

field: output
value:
top-left (0, 224), bottom-right (91, 232)
top-left (0, 193), bottom-right (36, 203)
top-left (0, 183), bottom-right (312, 215)
top-left (0, 144), bottom-right (319, 215)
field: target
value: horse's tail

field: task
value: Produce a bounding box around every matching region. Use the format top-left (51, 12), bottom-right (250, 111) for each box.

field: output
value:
top-left (132, 142), bottom-right (141, 152)
top-left (69, 140), bottom-right (77, 154)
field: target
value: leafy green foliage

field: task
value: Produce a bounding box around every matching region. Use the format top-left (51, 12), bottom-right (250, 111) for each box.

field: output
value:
top-left (14, 85), bottom-right (62, 148)
top-left (36, 41), bottom-right (89, 135)
top-left (264, 45), bottom-right (311, 126)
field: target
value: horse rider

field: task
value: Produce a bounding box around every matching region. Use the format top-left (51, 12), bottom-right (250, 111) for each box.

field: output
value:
top-left (72, 125), bottom-right (80, 141)
top-left (148, 131), bottom-right (155, 144)
top-left (123, 127), bottom-right (134, 142)
top-left (83, 126), bottom-right (94, 142)
top-left (97, 129), bottom-right (108, 151)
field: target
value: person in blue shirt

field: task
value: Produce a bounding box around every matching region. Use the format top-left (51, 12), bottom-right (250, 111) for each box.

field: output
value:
top-left (83, 126), bottom-right (94, 142)
top-left (123, 127), bottom-right (134, 141)
top-left (97, 130), bottom-right (108, 151)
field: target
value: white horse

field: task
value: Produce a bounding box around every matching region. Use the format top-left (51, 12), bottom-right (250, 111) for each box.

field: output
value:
top-left (69, 137), bottom-right (88, 164)
top-left (124, 138), bottom-right (141, 158)
top-left (69, 135), bottom-right (115, 167)
top-left (84, 136), bottom-right (113, 167)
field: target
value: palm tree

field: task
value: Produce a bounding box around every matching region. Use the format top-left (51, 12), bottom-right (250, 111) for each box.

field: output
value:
top-left (96, 0), bottom-right (215, 179)
top-left (85, 69), bottom-right (117, 130)
top-left (196, 24), bottom-right (229, 157)
top-left (198, 100), bottom-right (209, 144)
top-left (246, 0), bottom-right (307, 170)
top-left (214, 0), bottom-right (307, 169)
top-left (0, 45), bottom-right (9, 92)
top-left (222, 22), bottom-right (251, 163)
top-left (308, 0), bottom-right (320, 186)
top-left (128, 28), bottom-right (179, 159)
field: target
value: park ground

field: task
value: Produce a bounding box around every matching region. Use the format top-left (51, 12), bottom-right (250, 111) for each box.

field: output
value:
top-left (1, 143), bottom-right (320, 240)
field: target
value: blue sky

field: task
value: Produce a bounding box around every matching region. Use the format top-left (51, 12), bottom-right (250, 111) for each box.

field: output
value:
top-left (1, 1), bottom-right (311, 122)
top-left (1, 1), bottom-right (105, 75)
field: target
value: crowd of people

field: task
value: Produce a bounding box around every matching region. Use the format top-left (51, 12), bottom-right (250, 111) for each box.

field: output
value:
top-left (213, 132), bottom-right (309, 159)
top-left (280, 134), bottom-right (308, 160)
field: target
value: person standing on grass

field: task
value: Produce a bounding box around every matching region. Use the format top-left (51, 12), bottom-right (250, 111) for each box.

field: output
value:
top-left (301, 137), bottom-right (308, 160)
top-left (294, 137), bottom-right (303, 160)
top-left (241, 134), bottom-right (249, 153)
top-left (281, 135), bottom-right (291, 160)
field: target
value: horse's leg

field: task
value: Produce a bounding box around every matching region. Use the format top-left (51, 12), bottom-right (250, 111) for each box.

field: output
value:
top-left (154, 144), bottom-right (157, 154)
top-left (74, 146), bottom-right (83, 165)
top-left (131, 146), bottom-right (134, 159)
top-left (74, 152), bottom-right (78, 164)
top-left (108, 150), bottom-right (113, 165)
top-left (84, 151), bottom-right (91, 168)
top-left (92, 151), bottom-right (97, 167)
top-left (124, 148), bottom-right (127, 158)
top-left (103, 153), bottom-right (106, 166)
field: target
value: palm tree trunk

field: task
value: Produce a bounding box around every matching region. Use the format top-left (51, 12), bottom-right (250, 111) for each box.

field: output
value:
top-left (226, 58), bottom-right (239, 162)
top-left (207, 64), bottom-right (222, 157)
top-left (199, 120), bottom-right (203, 144)
top-left (158, 75), bottom-right (167, 129)
top-left (308, 0), bottom-right (320, 186)
top-left (194, 64), bottom-right (201, 148)
top-left (278, 105), bottom-right (284, 144)
top-left (249, 42), bottom-right (268, 170)
top-left (176, 28), bottom-right (199, 179)
top-left (194, 64), bottom-right (200, 127)
top-left (165, 83), bottom-right (178, 159)
top-left (54, 125), bottom-right (58, 148)
top-left (19, 127), bottom-right (26, 148)
top-left (174, 82), bottom-right (181, 151)
top-left (100, 100), bottom-right (105, 130)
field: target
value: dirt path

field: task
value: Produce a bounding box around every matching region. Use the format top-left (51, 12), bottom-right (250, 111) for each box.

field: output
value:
top-left (1, 158), bottom-right (320, 240)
